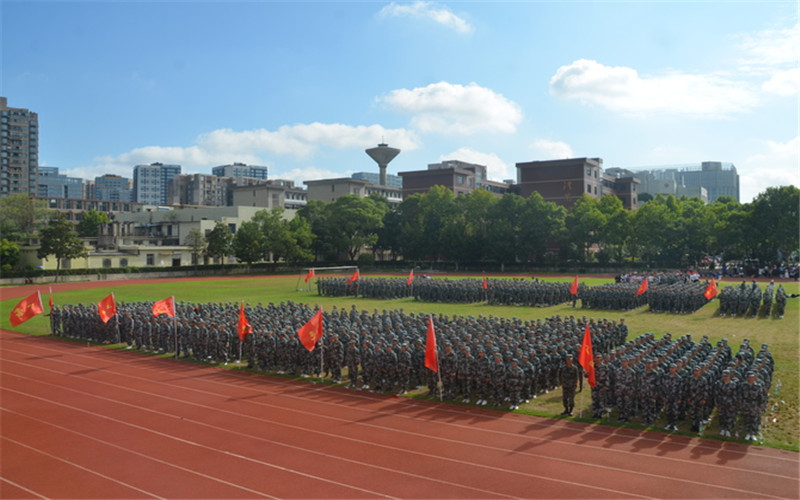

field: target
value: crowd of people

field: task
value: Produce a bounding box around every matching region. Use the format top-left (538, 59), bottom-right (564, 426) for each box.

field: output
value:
top-left (589, 335), bottom-right (773, 440)
top-left (717, 280), bottom-right (788, 318)
top-left (318, 275), bottom-right (717, 314)
top-left (47, 298), bottom-right (775, 439)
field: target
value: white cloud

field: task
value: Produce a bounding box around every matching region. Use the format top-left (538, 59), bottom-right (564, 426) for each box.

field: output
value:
top-left (762, 68), bottom-right (799, 97)
top-left (740, 136), bottom-right (800, 202)
top-left (736, 23), bottom-right (799, 71)
top-left (62, 123), bottom-right (421, 180)
top-left (439, 147), bottom-right (514, 182)
top-left (529, 139), bottom-right (574, 160)
top-left (272, 166), bottom-right (348, 184)
top-left (378, 1), bottom-right (473, 34)
top-left (381, 81), bottom-right (523, 134)
top-left (550, 59), bottom-right (759, 118)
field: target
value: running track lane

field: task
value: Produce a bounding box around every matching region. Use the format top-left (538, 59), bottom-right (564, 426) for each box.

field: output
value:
top-left (1, 331), bottom-right (798, 499)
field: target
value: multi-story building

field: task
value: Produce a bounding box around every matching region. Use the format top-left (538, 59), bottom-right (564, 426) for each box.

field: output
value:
top-left (399, 160), bottom-right (510, 198)
top-left (618, 161), bottom-right (739, 203)
top-left (89, 174), bottom-right (133, 202)
top-left (1, 97), bottom-right (39, 197)
top-left (212, 162), bottom-right (268, 180)
top-left (351, 171), bottom-right (402, 189)
top-left (133, 162), bottom-right (181, 205)
top-left (304, 177), bottom-right (403, 207)
top-left (170, 173), bottom-right (230, 207)
top-left (37, 166), bottom-right (84, 200)
top-left (516, 157), bottom-right (639, 210)
top-left (232, 179), bottom-right (307, 210)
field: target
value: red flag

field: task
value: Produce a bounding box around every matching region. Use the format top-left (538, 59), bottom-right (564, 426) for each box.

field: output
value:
top-left (297, 309), bottom-right (323, 351)
top-left (425, 315), bottom-right (438, 373)
top-left (704, 278), bottom-right (718, 300)
top-left (635, 277), bottom-right (648, 296)
top-left (152, 296), bottom-right (175, 317)
top-left (9, 291), bottom-right (44, 327)
top-left (346, 269), bottom-right (360, 284)
top-left (238, 301), bottom-right (252, 341)
top-left (578, 323), bottom-right (596, 387)
top-left (304, 268), bottom-right (315, 283)
top-left (570, 276), bottom-right (579, 296)
top-left (49, 287), bottom-right (54, 310)
top-left (481, 273), bottom-right (488, 290)
top-left (98, 293), bottom-right (117, 323)
top-left (407, 268), bottom-right (414, 285)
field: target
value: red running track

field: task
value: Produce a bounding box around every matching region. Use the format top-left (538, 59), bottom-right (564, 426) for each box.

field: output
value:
top-left (1, 329), bottom-right (798, 499)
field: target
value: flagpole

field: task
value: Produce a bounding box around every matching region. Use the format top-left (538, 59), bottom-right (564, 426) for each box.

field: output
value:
top-left (579, 384), bottom-right (585, 418)
top-left (319, 309), bottom-right (325, 378)
top-left (172, 296), bottom-right (178, 360)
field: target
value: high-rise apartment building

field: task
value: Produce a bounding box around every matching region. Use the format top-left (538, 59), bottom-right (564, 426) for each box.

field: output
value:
top-left (133, 162), bottom-right (181, 205)
top-left (90, 174), bottom-right (133, 202)
top-left (37, 166), bottom-right (84, 199)
top-left (212, 163), bottom-right (268, 180)
top-left (1, 97), bottom-right (39, 197)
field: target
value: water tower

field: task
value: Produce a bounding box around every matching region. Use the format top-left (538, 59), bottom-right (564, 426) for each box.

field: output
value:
top-left (365, 142), bottom-right (400, 186)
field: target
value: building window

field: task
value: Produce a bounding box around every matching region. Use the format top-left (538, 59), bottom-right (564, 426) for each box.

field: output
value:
top-left (103, 258), bottom-right (112, 268)
top-left (587, 185), bottom-right (591, 193)
top-left (146, 253), bottom-right (154, 266)
top-left (586, 167), bottom-right (592, 176)
top-left (120, 258), bottom-right (128, 267)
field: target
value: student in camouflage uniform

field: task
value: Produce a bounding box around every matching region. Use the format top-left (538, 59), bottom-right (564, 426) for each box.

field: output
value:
top-left (662, 364), bottom-right (683, 431)
top-left (739, 371), bottom-right (766, 440)
top-left (506, 359), bottom-right (525, 410)
top-left (715, 369), bottom-right (739, 437)
top-left (559, 357), bottom-right (580, 416)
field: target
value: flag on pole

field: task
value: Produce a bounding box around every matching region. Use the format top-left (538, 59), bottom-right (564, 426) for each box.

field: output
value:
top-left (407, 268), bottom-right (414, 285)
top-left (98, 293), bottom-right (117, 324)
top-left (481, 273), bottom-right (488, 290)
top-left (304, 268), bottom-right (315, 283)
top-left (346, 268), bottom-right (360, 284)
top-left (425, 315), bottom-right (438, 373)
top-left (635, 277), bottom-right (649, 296)
top-left (49, 287), bottom-right (54, 310)
top-left (578, 323), bottom-right (596, 387)
top-left (297, 309), bottom-right (323, 351)
top-left (570, 276), bottom-right (579, 296)
top-left (238, 301), bottom-right (252, 341)
top-left (704, 278), bottom-right (718, 300)
top-left (9, 291), bottom-right (44, 327)
top-left (152, 296), bottom-right (175, 317)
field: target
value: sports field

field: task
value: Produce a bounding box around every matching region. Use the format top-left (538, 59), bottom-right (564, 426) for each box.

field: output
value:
top-left (1, 273), bottom-right (798, 499)
top-left (1, 273), bottom-right (797, 450)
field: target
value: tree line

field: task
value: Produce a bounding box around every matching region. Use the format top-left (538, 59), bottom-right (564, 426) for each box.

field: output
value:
top-left (1, 185), bottom-right (797, 273)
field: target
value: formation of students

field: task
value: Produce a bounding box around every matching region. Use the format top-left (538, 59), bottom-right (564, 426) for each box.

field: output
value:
top-left (48, 298), bottom-right (776, 439)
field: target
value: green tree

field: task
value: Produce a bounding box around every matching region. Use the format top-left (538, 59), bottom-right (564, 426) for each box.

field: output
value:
top-left (298, 200), bottom-right (336, 261)
top-left (486, 193), bottom-right (527, 268)
top-left (185, 228), bottom-right (207, 269)
top-left (37, 215), bottom-right (89, 282)
top-left (232, 221), bottom-right (266, 266)
top-left (76, 209), bottom-right (110, 237)
top-left (0, 194), bottom-right (51, 241)
top-left (0, 238), bottom-right (21, 271)
top-left (520, 191), bottom-right (566, 264)
top-left (205, 221), bottom-right (234, 265)
top-left (565, 195), bottom-right (606, 262)
top-left (708, 196), bottom-right (747, 261)
top-left (746, 186), bottom-right (800, 263)
top-left (417, 186), bottom-right (457, 262)
top-left (325, 195), bottom-right (386, 262)
top-left (595, 195), bottom-right (630, 264)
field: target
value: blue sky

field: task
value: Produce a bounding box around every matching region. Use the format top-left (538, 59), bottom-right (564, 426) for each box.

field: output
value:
top-left (3, 0), bottom-right (798, 203)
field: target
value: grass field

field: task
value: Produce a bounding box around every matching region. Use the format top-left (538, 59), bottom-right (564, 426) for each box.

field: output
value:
top-left (2, 273), bottom-right (797, 451)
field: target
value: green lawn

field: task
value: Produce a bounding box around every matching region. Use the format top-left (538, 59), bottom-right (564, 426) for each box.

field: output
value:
top-left (2, 274), bottom-right (797, 450)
